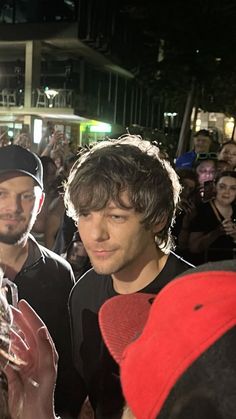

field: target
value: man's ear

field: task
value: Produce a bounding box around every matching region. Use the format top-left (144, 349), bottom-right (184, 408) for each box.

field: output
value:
top-left (37, 192), bottom-right (45, 214)
top-left (152, 215), bottom-right (168, 234)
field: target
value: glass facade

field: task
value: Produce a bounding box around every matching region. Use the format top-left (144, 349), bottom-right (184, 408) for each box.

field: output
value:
top-left (0, 1), bottom-right (78, 24)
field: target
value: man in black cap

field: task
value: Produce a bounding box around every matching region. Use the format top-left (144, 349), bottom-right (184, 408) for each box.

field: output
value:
top-left (0, 145), bottom-right (80, 419)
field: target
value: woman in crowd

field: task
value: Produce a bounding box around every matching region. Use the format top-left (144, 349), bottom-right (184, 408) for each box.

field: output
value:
top-left (50, 149), bottom-right (65, 177)
top-left (13, 133), bottom-right (32, 150)
top-left (189, 171), bottom-right (236, 264)
top-left (44, 153), bottom-right (78, 250)
top-left (218, 140), bottom-right (236, 170)
top-left (193, 153), bottom-right (217, 201)
top-left (172, 168), bottom-right (198, 264)
top-left (32, 156), bottom-right (59, 246)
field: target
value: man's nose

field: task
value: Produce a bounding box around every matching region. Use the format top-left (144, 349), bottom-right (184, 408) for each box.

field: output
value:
top-left (6, 195), bottom-right (22, 213)
top-left (90, 215), bottom-right (109, 241)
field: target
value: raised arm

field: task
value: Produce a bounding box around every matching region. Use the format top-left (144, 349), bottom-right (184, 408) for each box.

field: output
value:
top-left (6, 300), bottom-right (58, 419)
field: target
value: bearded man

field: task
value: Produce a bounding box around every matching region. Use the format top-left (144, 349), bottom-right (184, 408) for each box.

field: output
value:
top-left (0, 145), bottom-right (80, 419)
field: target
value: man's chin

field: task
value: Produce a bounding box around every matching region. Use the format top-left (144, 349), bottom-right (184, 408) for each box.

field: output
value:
top-left (0, 232), bottom-right (28, 245)
top-left (92, 264), bottom-right (113, 275)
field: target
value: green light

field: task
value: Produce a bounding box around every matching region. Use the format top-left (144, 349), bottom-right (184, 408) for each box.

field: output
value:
top-left (90, 123), bottom-right (111, 133)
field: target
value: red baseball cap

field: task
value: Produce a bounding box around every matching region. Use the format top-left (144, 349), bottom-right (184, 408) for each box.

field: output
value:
top-left (99, 266), bottom-right (236, 419)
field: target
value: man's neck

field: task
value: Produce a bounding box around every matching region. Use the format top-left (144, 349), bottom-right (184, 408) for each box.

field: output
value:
top-left (0, 240), bottom-right (29, 279)
top-left (112, 248), bottom-right (169, 294)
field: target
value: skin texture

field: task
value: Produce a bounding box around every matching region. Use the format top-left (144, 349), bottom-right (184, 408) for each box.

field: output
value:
top-left (216, 176), bottom-right (236, 208)
top-left (218, 143), bottom-right (236, 169)
top-left (0, 174), bottom-right (44, 245)
top-left (196, 160), bottom-right (216, 185)
top-left (193, 135), bottom-right (211, 153)
top-left (78, 193), bottom-right (167, 294)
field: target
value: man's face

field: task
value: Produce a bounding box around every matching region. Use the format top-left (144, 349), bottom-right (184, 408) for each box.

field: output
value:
top-left (0, 174), bottom-right (43, 245)
top-left (194, 135), bottom-right (211, 153)
top-left (77, 194), bottom-right (159, 279)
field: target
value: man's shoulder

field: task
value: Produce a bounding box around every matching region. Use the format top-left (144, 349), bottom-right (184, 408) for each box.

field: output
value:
top-left (167, 251), bottom-right (195, 273)
top-left (38, 244), bottom-right (73, 272)
top-left (73, 268), bottom-right (111, 290)
top-left (157, 252), bottom-right (194, 284)
top-left (16, 241), bottom-right (75, 294)
top-left (69, 269), bottom-right (112, 307)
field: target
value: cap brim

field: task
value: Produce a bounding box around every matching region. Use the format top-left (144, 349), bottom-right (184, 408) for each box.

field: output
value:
top-left (99, 293), bottom-right (156, 364)
top-left (0, 169), bottom-right (43, 189)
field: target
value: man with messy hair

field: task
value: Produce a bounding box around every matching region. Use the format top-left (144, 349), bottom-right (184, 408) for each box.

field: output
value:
top-left (64, 135), bottom-right (193, 418)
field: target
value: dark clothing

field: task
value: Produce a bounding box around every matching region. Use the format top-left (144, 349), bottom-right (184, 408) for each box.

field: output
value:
top-left (53, 211), bottom-right (77, 255)
top-left (69, 251), bottom-right (194, 418)
top-left (175, 150), bottom-right (196, 169)
top-left (65, 231), bottom-right (91, 281)
top-left (6, 235), bottom-right (80, 418)
top-left (190, 201), bottom-right (236, 263)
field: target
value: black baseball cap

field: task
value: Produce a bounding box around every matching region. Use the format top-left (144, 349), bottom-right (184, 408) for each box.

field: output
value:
top-left (0, 145), bottom-right (43, 189)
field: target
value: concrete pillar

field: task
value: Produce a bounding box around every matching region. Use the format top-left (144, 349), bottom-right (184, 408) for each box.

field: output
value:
top-left (24, 41), bottom-right (41, 108)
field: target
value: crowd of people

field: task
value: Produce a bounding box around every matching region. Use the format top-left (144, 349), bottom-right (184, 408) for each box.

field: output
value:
top-left (173, 129), bottom-right (236, 265)
top-left (0, 129), bottom-right (235, 419)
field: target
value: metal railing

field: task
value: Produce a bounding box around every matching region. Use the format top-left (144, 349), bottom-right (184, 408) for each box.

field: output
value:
top-left (0, 88), bottom-right (74, 108)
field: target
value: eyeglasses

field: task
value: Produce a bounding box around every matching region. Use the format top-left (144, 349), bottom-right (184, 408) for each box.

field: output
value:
top-left (195, 152), bottom-right (218, 161)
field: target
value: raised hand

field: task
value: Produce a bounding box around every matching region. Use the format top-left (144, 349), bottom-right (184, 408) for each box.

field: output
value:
top-left (6, 300), bottom-right (58, 419)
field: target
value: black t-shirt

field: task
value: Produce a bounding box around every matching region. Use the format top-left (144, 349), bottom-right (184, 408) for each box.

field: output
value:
top-left (69, 251), bottom-right (193, 418)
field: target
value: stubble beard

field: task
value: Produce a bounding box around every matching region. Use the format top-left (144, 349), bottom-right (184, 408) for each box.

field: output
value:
top-left (91, 255), bottom-right (132, 276)
top-left (0, 227), bottom-right (30, 245)
top-left (0, 215), bottom-right (37, 246)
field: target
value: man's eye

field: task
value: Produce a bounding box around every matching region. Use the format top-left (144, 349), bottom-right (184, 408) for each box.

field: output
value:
top-left (110, 214), bottom-right (126, 221)
top-left (79, 213), bottom-right (90, 218)
top-left (21, 193), bottom-right (35, 200)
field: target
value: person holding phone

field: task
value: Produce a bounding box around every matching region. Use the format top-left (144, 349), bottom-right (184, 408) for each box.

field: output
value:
top-left (193, 154), bottom-right (217, 201)
top-left (189, 171), bottom-right (236, 264)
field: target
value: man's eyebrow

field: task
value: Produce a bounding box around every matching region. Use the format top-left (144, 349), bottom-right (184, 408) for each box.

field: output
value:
top-left (107, 203), bottom-right (131, 210)
top-left (0, 186), bottom-right (35, 193)
top-left (107, 204), bottom-right (122, 209)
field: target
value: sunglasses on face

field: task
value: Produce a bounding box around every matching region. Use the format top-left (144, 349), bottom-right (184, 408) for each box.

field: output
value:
top-left (195, 152), bottom-right (218, 161)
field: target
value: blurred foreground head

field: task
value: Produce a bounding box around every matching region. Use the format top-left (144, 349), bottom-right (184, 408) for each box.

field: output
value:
top-left (99, 260), bottom-right (236, 419)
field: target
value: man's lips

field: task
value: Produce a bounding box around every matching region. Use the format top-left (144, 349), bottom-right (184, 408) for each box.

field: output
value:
top-left (90, 249), bottom-right (116, 256)
top-left (0, 216), bottom-right (24, 222)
